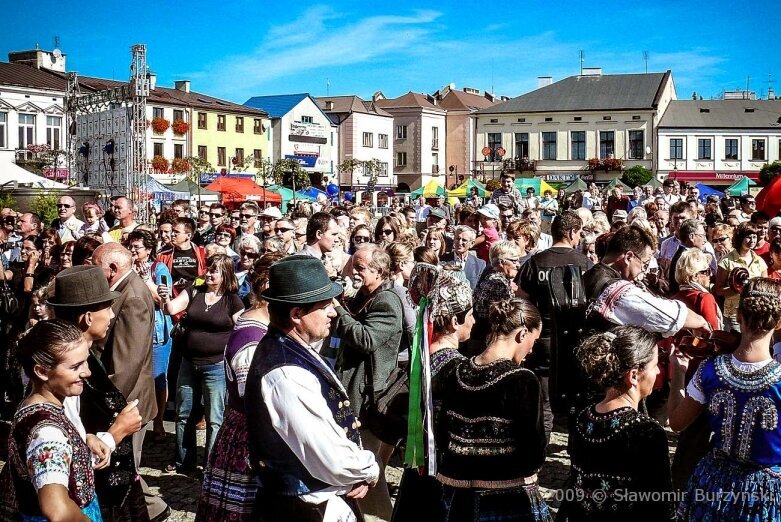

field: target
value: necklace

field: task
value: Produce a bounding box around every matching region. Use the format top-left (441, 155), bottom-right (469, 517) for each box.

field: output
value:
top-left (204, 292), bottom-right (222, 312)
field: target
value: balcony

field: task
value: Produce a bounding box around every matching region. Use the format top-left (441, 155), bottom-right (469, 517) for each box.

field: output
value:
top-left (503, 157), bottom-right (537, 172)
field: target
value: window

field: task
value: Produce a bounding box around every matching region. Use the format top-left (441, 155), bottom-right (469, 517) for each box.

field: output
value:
top-left (432, 153), bottom-right (439, 173)
top-left (514, 133), bottom-right (529, 159)
top-left (603, 116), bottom-right (612, 121)
top-left (573, 116), bottom-right (582, 122)
top-left (153, 107), bottom-right (164, 119)
top-left (253, 119), bottom-right (263, 134)
top-left (173, 109), bottom-right (184, 122)
top-left (378, 133), bottom-right (388, 149)
top-left (198, 145), bottom-right (207, 161)
top-left (670, 138), bottom-right (683, 160)
top-left (487, 132), bottom-right (502, 161)
top-left (379, 162), bottom-right (389, 177)
top-left (46, 116), bottom-right (61, 150)
top-left (544, 117), bottom-right (552, 122)
top-left (174, 144), bottom-right (183, 159)
top-left (153, 142), bottom-right (163, 156)
top-left (217, 114), bottom-right (226, 131)
top-left (198, 112), bottom-right (207, 129)
top-left (18, 114), bottom-right (35, 149)
top-left (517, 118), bottom-right (526, 123)
top-left (396, 125), bottom-right (407, 139)
top-left (432, 127), bottom-right (439, 150)
top-left (725, 139), bottom-right (739, 160)
top-left (0, 112), bottom-right (5, 148)
top-left (236, 116), bottom-right (244, 133)
top-left (396, 152), bottom-right (407, 167)
top-left (698, 138), bottom-right (712, 160)
top-left (362, 132), bottom-right (373, 147)
top-left (599, 131), bottom-right (615, 159)
top-left (571, 131), bottom-right (585, 160)
top-left (752, 139), bottom-right (766, 161)
top-left (217, 147), bottom-right (226, 166)
top-left (301, 116), bottom-right (313, 124)
top-left (542, 132), bottom-right (557, 160)
top-left (254, 149), bottom-right (263, 168)
top-left (629, 130), bottom-right (644, 159)
top-left (235, 148), bottom-right (244, 165)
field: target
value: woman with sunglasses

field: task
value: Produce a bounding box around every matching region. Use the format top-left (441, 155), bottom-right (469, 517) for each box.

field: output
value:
top-left (213, 224), bottom-right (239, 261)
top-left (374, 216), bottom-right (402, 246)
top-left (710, 223), bottom-right (733, 262)
top-left (349, 224), bottom-right (373, 254)
top-left (236, 235), bottom-right (261, 305)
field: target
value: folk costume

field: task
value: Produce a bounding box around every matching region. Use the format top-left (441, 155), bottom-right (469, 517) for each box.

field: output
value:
top-left (678, 354), bottom-right (781, 520)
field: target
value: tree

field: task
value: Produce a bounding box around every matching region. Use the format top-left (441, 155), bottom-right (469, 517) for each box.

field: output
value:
top-left (0, 191), bottom-right (17, 210)
top-left (272, 158), bottom-right (310, 189)
top-left (337, 158), bottom-right (382, 188)
top-left (29, 193), bottom-right (59, 224)
top-left (621, 165), bottom-right (653, 187)
top-left (760, 162), bottom-right (781, 186)
top-left (255, 157), bottom-right (273, 186)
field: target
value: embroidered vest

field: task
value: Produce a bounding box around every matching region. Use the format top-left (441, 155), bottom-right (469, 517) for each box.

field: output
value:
top-left (248, 328), bottom-right (361, 496)
top-left (583, 263), bottom-right (623, 334)
top-left (9, 403), bottom-right (95, 515)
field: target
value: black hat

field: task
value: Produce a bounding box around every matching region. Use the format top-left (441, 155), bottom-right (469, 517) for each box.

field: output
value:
top-left (261, 256), bottom-right (343, 304)
top-left (47, 265), bottom-right (120, 309)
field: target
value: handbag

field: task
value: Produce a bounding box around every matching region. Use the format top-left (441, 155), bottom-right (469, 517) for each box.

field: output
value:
top-left (170, 287), bottom-right (196, 339)
top-left (363, 364), bottom-right (410, 446)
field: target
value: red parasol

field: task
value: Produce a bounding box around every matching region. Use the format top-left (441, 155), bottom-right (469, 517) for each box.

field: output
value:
top-left (755, 175), bottom-right (781, 217)
top-left (205, 177), bottom-right (282, 204)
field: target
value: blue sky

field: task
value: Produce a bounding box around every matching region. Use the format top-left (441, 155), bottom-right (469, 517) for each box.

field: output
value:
top-left (3, 0), bottom-right (780, 105)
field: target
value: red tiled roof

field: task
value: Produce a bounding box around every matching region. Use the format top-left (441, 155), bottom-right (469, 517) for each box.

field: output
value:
top-left (0, 62), bottom-right (76, 92)
top-left (438, 89), bottom-right (497, 111)
top-left (315, 95), bottom-right (391, 117)
top-left (375, 91), bottom-right (444, 111)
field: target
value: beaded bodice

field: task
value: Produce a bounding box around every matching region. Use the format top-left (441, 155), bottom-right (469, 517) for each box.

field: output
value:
top-left (694, 355), bottom-right (781, 466)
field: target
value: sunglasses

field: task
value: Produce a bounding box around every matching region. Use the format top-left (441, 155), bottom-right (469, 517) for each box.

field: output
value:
top-left (713, 236), bottom-right (730, 243)
top-left (381, 229), bottom-right (394, 236)
top-left (199, 210), bottom-right (209, 215)
top-left (209, 213), bottom-right (223, 218)
top-left (240, 213), bottom-right (256, 219)
top-left (697, 268), bottom-right (712, 276)
top-left (354, 236), bottom-right (371, 243)
top-left (57, 204), bottom-right (73, 209)
top-left (215, 232), bottom-right (232, 239)
top-left (275, 227), bottom-right (294, 233)
top-left (241, 251), bottom-right (259, 259)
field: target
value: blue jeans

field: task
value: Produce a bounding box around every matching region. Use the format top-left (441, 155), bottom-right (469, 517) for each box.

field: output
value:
top-left (174, 358), bottom-right (226, 469)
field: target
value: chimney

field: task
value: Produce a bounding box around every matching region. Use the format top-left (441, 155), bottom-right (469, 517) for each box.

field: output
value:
top-left (463, 87), bottom-right (479, 95)
top-left (582, 67), bottom-right (602, 76)
top-left (537, 76), bottom-right (553, 88)
top-left (484, 92), bottom-right (496, 102)
top-left (500, 96), bottom-right (510, 101)
top-left (8, 49), bottom-right (66, 72)
top-left (149, 72), bottom-right (157, 90)
top-left (174, 80), bottom-right (190, 93)
top-left (372, 91), bottom-right (385, 102)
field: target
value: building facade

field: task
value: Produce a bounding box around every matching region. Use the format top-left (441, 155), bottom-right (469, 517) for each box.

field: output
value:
top-left (316, 95), bottom-right (394, 202)
top-left (244, 93), bottom-right (339, 184)
top-left (656, 99), bottom-right (781, 186)
top-left (374, 92), bottom-right (446, 192)
top-left (475, 70), bottom-right (676, 185)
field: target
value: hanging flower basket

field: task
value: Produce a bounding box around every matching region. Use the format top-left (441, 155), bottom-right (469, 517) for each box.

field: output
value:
top-left (151, 155), bottom-right (169, 172)
top-left (172, 119), bottom-right (190, 135)
top-left (171, 158), bottom-right (190, 173)
top-left (151, 117), bottom-right (170, 134)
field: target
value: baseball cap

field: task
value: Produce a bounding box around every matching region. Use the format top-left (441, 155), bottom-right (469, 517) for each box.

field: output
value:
top-left (428, 208), bottom-right (446, 220)
top-left (477, 204), bottom-right (500, 220)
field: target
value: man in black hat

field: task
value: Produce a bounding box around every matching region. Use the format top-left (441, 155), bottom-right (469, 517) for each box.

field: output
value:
top-left (245, 256), bottom-right (379, 521)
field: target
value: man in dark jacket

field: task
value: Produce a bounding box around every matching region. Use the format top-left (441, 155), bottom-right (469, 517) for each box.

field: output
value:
top-left (334, 243), bottom-right (402, 522)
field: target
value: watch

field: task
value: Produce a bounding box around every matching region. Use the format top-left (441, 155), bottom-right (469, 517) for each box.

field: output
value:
top-left (25, 273), bottom-right (35, 278)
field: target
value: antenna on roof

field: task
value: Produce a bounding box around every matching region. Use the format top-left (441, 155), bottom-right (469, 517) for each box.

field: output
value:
top-left (326, 78), bottom-right (330, 96)
top-left (643, 51), bottom-right (649, 73)
top-left (580, 50), bottom-right (584, 76)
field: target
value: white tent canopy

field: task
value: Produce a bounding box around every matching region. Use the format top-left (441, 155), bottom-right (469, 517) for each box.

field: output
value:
top-left (0, 160), bottom-right (69, 189)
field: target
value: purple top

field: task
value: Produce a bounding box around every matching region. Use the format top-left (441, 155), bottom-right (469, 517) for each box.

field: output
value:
top-left (224, 317), bottom-right (268, 411)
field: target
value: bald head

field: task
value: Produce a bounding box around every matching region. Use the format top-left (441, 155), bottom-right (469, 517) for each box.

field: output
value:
top-left (58, 195), bottom-right (77, 221)
top-left (112, 197), bottom-right (136, 226)
top-left (93, 243), bottom-right (133, 286)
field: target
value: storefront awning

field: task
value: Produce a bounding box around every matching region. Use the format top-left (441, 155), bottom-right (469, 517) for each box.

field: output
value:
top-left (668, 171), bottom-right (760, 182)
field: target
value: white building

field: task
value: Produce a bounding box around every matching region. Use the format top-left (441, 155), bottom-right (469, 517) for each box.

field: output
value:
top-left (475, 69), bottom-right (676, 184)
top-left (315, 95), bottom-right (395, 203)
top-left (374, 92), bottom-right (447, 192)
top-left (0, 51), bottom-right (68, 179)
top-left (244, 93), bottom-right (338, 183)
top-left (656, 99), bottom-right (781, 186)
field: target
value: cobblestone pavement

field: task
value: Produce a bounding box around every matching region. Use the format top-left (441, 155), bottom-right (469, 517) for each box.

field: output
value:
top-left (2, 416), bottom-right (679, 520)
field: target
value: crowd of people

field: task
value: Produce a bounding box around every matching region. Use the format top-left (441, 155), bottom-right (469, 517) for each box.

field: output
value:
top-left (0, 170), bottom-right (780, 521)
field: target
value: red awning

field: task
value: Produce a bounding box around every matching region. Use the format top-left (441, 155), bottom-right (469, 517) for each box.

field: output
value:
top-left (205, 177), bottom-right (283, 204)
top-left (668, 171), bottom-right (759, 182)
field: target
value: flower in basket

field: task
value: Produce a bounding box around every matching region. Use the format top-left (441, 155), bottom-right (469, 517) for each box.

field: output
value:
top-left (151, 155), bottom-right (169, 173)
top-left (171, 158), bottom-right (190, 173)
top-left (172, 119), bottom-right (190, 135)
top-left (587, 158), bottom-right (601, 171)
top-left (151, 117), bottom-right (170, 134)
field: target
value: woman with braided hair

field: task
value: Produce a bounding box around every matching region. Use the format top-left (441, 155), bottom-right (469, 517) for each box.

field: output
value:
top-left (559, 326), bottom-right (674, 521)
top-left (670, 277), bottom-right (781, 520)
top-left (435, 297), bottom-right (550, 521)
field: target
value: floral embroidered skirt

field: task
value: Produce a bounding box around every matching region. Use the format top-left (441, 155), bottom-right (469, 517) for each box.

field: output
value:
top-left (678, 450), bottom-right (781, 521)
top-left (440, 483), bottom-right (551, 522)
top-left (196, 407), bottom-right (260, 521)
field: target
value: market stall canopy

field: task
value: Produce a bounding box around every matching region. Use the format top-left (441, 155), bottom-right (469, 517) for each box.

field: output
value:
top-left (411, 179), bottom-right (446, 198)
top-left (694, 183), bottom-right (724, 202)
top-left (756, 175), bottom-right (781, 217)
top-left (514, 178), bottom-right (555, 196)
top-left (447, 178), bottom-right (490, 198)
top-left (646, 176), bottom-right (663, 189)
top-left (267, 184), bottom-right (313, 213)
top-left (167, 179), bottom-right (220, 197)
top-left (205, 177), bottom-right (282, 204)
top-left (725, 176), bottom-right (756, 197)
top-left (564, 178), bottom-right (589, 192)
top-left (604, 178), bottom-right (630, 193)
top-left (0, 160), bottom-right (69, 189)
top-left (146, 176), bottom-right (188, 202)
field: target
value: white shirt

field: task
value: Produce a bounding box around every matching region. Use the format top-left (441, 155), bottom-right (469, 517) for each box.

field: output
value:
top-left (260, 343), bottom-right (379, 505)
top-left (592, 280), bottom-right (688, 337)
top-left (57, 215), bottom-right (85, 242)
